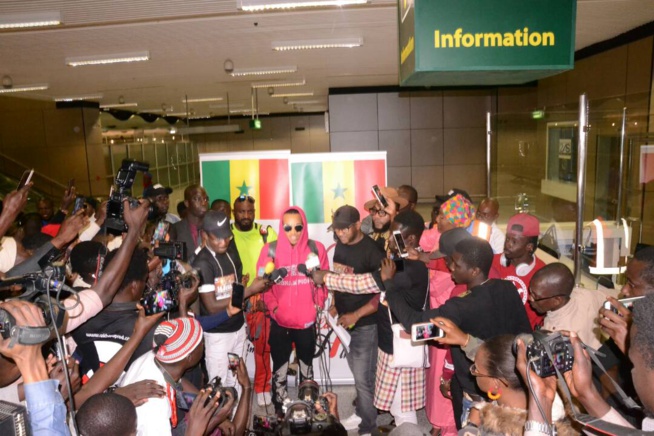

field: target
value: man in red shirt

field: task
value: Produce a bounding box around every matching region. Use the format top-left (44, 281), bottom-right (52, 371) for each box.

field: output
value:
top-left (491, 213), bottom-right (545, 328)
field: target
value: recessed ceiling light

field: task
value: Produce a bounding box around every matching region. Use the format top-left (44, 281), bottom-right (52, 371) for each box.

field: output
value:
top-left (100, 103), bottom-right (138, 108)
top-left (0, 84), bottom-right (49, 94)
top-left (251, 79), bottom-right (306, 89)
top-left (66, 51), bottom-right (150, 67)
top-left (239, 0), bottom-right (367, 11)
top-left (182, 97), bottom-right (224, 103)
top-left (0, 12), bottom-right (61, 29)
top-left (272, 92), bottom-right (314, 98)
top-left (272, 38), bottom-right (363, 51)
top-left (230, 66), bottom-right (297, 77)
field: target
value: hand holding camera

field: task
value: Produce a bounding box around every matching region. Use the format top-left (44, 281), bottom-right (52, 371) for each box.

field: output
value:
top-left (599, 296), bottom-right (633, 354)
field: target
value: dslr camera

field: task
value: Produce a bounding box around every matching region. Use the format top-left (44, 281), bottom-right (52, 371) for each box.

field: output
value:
top-left (105, 159), bottom-right (150, 233)
top-left (153, 241), bottom-right (187, 263)
top-left (140, 269), bottom-right (195, 316)
top-left (204, 376), bottom-right (238, 410)
top-left (280, 380), bottom-right (334, 435)
top-left (519, 330), bottom-right (574, 378)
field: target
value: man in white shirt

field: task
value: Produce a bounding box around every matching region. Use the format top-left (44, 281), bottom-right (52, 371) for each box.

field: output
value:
top-left (476, 198), bottom-right (505, 254)
top-left (528, 262), bottom-right (607, 349)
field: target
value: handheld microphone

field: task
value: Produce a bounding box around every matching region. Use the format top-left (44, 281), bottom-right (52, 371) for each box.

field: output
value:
top-left (305, 253), bottom-right (320, 272)
top-left (298, 264), bottom-right (310, 277)
top-left (269, 268), bottom-right (287, 284)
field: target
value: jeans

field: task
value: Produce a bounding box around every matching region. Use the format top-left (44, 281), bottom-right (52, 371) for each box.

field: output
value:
top-left (204, 325), bottom-right (247, 398)
top-left (346, 323), bottom-right (379, 434)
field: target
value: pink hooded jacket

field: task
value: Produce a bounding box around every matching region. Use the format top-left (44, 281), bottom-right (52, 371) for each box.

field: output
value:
top-left (257, 207), bottom-right (329, 330)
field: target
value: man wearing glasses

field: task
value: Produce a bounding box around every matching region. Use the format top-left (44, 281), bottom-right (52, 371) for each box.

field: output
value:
top-left (363, 187), bottom-right (408, 254)
top-left (230, 195), bottom-right (277, 407)
top-left (329, 205), bottom-right (386, 435)
top-left (529, 262), bottom-right (607, 350)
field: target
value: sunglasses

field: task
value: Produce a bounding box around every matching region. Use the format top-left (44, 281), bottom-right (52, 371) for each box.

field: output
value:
top-left (283, 224), bottom-right (304, 233)
top-left (235, 195), bottom-right (255, 203)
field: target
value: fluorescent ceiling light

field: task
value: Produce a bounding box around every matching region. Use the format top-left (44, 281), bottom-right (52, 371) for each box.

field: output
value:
top-left (0, 11), bottom-right (61, 29)
top-left (229, 109), bottom-right (270, 115)
top-left (166, 112), bottom-right (191, 117)
top-left (286, 99), bottom-right (322, 105)
top-left (252, 79), bottom-right (305, 89)
top-left (0, 84), bottom-right (49, 94)
top-left (272, 38), bottom-right (363, 51)
top-left (209, 103), bottom-right (245, 109)
top-left (66, 51), bottom-right (150, 67)
top-left (182, 97), bottom-right (224, 103)
top-left (230, 66), bottom-right (297, 77)
top-left (239, 0), bottom-right (367, 11)
top-left (272, 92), bottom-right (314, 98)
top-left (54, 94), bottom-right (103, 102)
top-left (100, 102), bottom-right (138, 108)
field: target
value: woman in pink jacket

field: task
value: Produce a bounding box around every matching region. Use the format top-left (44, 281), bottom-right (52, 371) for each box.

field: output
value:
top-left (256, 206), bottom-right (329, 416)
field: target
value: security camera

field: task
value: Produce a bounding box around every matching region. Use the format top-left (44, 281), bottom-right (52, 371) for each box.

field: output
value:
top-left (224, 59), bottom-right (234, 74)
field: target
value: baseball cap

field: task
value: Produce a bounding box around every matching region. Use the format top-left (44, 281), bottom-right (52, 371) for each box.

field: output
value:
top-left (202, 210), bottom-right (232, 239)
top-left (153, 318), bottom-right (203, 364)
top-left (143, 183), bottom-right (173, 198)
top-left (429, 227), bottom-right (472, 259)
top-left (507, 213), bottom-right (540, 237)
top-left (436, 188), bottom-right (472, 203)
top-left (363, 187), bottom-right (409, 212)
top-left (332, 205), bottom-right (360, 230)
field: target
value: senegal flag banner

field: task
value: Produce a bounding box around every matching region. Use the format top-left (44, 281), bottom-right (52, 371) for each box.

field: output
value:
top-left (291, 152), bottom-right (387, 224)
top-left (199, 151), bottom-right (290, 220)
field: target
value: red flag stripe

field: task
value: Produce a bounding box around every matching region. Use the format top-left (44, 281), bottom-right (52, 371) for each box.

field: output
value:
top-left (259, 159), bottom-right (290, 219)
top-left (353, 159), bottom-right (387, 217)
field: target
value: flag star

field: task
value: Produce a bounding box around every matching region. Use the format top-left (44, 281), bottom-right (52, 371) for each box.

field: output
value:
top-left (237, 181), bottom-right (252, 196)
top-left (332, 183), bottom-right (347, 200)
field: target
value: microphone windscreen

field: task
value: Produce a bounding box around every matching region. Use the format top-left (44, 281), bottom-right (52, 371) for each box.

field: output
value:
top-left (278, 267), bottom-right (288, 278)
top-left (264, 261), bottom-right (275, 275)
top-left (297, 264), bottom-right (308, 276)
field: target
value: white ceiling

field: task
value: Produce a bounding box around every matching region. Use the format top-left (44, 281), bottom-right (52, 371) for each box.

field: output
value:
top-left (0, 0), bottom-right (653, 118)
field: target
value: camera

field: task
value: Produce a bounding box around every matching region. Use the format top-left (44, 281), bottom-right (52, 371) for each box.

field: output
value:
top-left (252, 415), bottom-right (280, 435)
top-left (139, 269), bottom-right (195, 316)
top-left (279, 380), bottom-right (334, 435)
top-left (105, 159), bottom-right (150, 233)
top-left (204, 376), bottom-right (238, 410)
top-left (153, 241), bottom-right (187, 262)
top-left (521, 330), bottom-right (574, 378)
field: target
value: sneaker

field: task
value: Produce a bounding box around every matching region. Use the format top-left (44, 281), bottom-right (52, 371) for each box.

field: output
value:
top-left (262, 392), bottom-right (272, 405)
top-left (360, 434), bottom-right (372, 436)
top-left (340, 413), bottom-right (362, 431)
top-left (256, 392), bottom-right (265, 406)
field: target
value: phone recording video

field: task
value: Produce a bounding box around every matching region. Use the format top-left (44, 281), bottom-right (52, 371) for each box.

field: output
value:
top-left (411, 322), bottom-right (444, 342)
top-left (17, 169), bottom-right (34, 190)
top-left (392, 230), bottom-right (409, 258)
top-left (231, 282), bottom-right (245, 309)
top-left (371, 184), bottom-right (389, 208)
top-left (227, 352), bottom-right (239, 371)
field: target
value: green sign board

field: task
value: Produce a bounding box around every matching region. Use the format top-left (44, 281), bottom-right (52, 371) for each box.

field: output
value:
top-left (399, 0), bottom-right (576, 86)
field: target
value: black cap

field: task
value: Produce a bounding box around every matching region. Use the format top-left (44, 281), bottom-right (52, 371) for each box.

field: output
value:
top-left (429, 228), bottom-right (472, 259)
top-left (143, 183), bottom-right (173, 198)
top-left (435, 188), bottom-right (472, 203)
top-left (202, 210), bottom-right (232, 239)
top-left (332, 205), bottom-right (360, 230)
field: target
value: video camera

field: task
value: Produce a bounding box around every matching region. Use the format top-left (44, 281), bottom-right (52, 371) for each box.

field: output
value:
top-left (153, 241), bottom-right (187, 263)
top-left (140, 269), bottom-right (195, 316)
top-left (204, 376), bottom-right (238, 410)
top-left (0, 265), bottom-right (70, 347)
top-left (516, 330), bottom-right (574, 378)
top-left (105, 159), bottom-right (150, 233)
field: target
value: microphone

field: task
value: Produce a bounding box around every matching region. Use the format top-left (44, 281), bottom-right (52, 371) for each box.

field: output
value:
top-left (269, 268), bottom-right (287, 284)
top-left (305, 252), bottom-right (320, 272)
top-left (298, 264), bottom-right (310, 277)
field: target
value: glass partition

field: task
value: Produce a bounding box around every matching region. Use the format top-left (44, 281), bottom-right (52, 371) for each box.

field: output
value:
top-left (490, 91), bottom-right (653, 289)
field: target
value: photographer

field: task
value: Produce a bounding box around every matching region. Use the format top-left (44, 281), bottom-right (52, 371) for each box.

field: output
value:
top-left (0, 299), bottom-right (69, 435)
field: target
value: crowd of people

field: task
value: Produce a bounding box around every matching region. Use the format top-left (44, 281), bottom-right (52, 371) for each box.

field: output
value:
top-left (0, 175), bottom-right (652, 436)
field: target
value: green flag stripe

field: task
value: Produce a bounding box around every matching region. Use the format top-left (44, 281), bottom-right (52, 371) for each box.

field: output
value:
top-left (291, 162), bottom-right (323, 224)
top-left (202, 160), bottom-right (230, 203)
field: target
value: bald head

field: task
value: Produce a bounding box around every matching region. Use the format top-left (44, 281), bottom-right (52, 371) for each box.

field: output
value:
top-left (531, 263), bottom-right (575, 298)
top-left (398, 185), bottom-right (418, 211)
top-left (477, 198), bottom-right (500, 225)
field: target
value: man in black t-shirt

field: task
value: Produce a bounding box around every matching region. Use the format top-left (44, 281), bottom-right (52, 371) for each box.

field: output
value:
top-left (383, 237), bottom-right (531, 429)
top-left (71, 248), bottom-right (159, 382)
top-left (329, 205), bottom-right (385, 434)
top-left (193, 210), bottom-right (268, 391)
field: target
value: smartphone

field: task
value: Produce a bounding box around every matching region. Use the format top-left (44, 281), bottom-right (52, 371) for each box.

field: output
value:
top-left (231, 282), bottom-right (244, 309)
top-left (72, 197), bottom-right (85, 214)
top-left (379, 292), bottom-right (386, 304)
top-left (411, 322), bottom-right (444, 342)
top-left (393, 230), bottom-right (409, 258)
top-left (227, 352), bottom-right (239, 371)
top-left (17, 169), bottom-right (34, 190)
top-left (603, 296), bottom-right (645, 314)
top-left (371, 184), bottom-right (388, 208)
